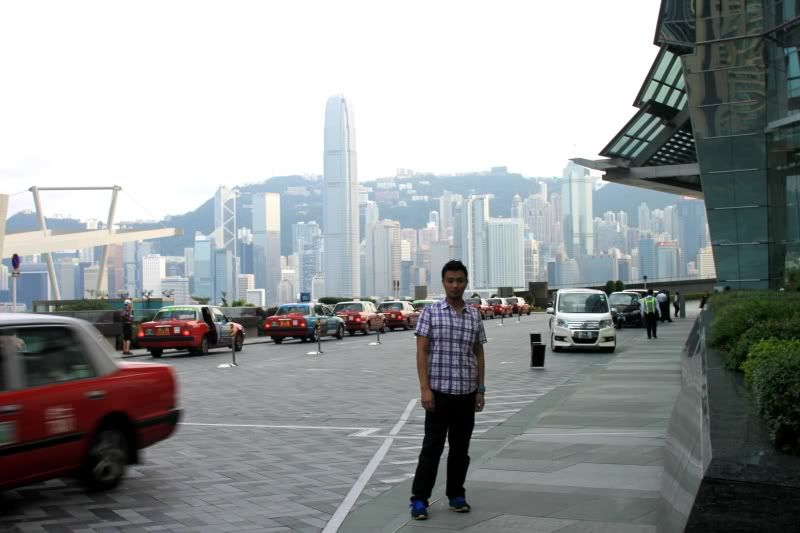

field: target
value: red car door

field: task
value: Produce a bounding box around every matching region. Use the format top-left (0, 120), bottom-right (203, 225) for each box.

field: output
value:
top-left (9, 325), bottom-right (107, 483)
top-left (0, 336), bottom-right (26, 488)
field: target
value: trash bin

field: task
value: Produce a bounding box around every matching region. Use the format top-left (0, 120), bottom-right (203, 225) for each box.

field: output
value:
top-left (530, 333), bottom-right (545, 367)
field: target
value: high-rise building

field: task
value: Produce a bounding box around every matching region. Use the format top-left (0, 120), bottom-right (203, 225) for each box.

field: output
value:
top-left (193, 234), bottom-right (214, 301)
top-left (19, 264), bottom-right (50, 311)
top-left (252, 192), bottom-right (281, 304)
top-left (142, 254), bottom-right (166, 295)
top-left (237, 274), bottom-right (255, 303)
top-left (524, 239), bottom-right (540, 283)
top-left (365, 220), bottom-right (401, 297)
top-left (213, 186), bottom-right (238, 255)
top-left (656, 241), bottom-right (681, 280)
top-left (562, 161), bottom-right (594, 258)
top-left (83, 265), bottom-right (107, 298)
top-left (184, 247), bottom-right (194, 278)
top-left (638, 203), bottom-right (651, 235)
top-left (429, 242), bottom-right (452, 288)
top-left (457, 195), bottom-right (491, 289)
top-left (214, 248), bottom-right (234, 305)
top-left (638, 238), bottom-right (656, 280)
top-left (676, 198), bottom-right (706, 276)
top-left (323, 95), bottom-right (360, 297)
top-left (697, 246), bottom-right (716, 278)
top-left (511, 194), bottom-right (523, 220)
top-left (487, 218), bottom-right (524, 288)
top-left (55, 258), bottom-right (80, 300)
top-left (523, 194), bottom-right (551, 244)
top-left (106, 244), bottom-right (125, 297)
top-left (161, 276), bottom-right (191, 304)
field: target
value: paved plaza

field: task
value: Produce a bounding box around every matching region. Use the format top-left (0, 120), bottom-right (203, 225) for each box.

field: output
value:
top-left (0, 310), bottom-right (693, 532)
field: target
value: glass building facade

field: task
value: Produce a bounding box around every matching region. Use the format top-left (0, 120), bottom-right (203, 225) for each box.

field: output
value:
top-left (580, 0), bottom-right (800, 289)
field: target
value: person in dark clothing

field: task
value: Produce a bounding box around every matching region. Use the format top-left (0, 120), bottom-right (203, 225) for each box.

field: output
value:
top-left (673, 291), bottom-right (681, 318)
top-left (121, 299), bottom-right (134, 355)
top-left (699, 291), bottom-right (709, 309)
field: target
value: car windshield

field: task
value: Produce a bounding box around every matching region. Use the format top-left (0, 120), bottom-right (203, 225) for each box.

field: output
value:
top-left (378, 303), bottom-right (403, 311)
top-left (412, 301), bottom-right (434, 310)
top-left (464, 298), bottom-right (481, 305)
top-left (334, 303), bottom-right (364, 312)
top-left (276, 305), bottom-right (310, 316)
top-left (609, 293), bottom-right (636, 306)
top-left (557, 293), bottom-right (609, 313)
top-left (153, 308), bottom-right (198, 321)
top-left (487, 299), bottom-right (502, 305)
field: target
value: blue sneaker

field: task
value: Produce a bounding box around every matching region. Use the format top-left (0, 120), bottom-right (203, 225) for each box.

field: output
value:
top-left (410, 499), bottom-right (428, 520)
top-left (449, 496), bottom-right (471, 512)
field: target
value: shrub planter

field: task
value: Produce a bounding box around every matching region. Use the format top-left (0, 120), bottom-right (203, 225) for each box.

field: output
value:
top-left (658, 311), bottom-right (800, 531)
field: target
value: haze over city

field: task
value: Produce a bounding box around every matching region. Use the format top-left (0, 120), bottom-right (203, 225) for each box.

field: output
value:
top-left (1, 0), bottom-right (662, 222)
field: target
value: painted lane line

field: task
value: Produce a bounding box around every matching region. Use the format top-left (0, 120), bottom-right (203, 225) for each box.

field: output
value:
top-left (486, 393), bottom-right (545, 399)
top-left (480, 409), bottom-right (521, 414)
top-left (180, 422), bottom-right (377, 432)
top-left (323, 398), bottom-right (417, 533)
top-left (388, 459), bottom-right (418, 465)
top-left (490, 399), bottom-right (543, 406)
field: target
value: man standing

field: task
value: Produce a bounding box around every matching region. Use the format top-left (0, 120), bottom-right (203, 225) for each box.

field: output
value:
top-left (121, 299), bottom-right (134, 355)
top-left (656, 290), bottom-right (671, 322)
top-left (640, 289), bottom-right (660, 339)
top-left (410, 260), bottom-right (486, 520)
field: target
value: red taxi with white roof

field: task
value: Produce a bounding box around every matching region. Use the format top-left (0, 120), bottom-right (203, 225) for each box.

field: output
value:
top-left (0, 314), bottom-right (180, 492)
top-left (487, 297), bottom-right (513, 317)
top-left (333, 301), bottom-right (387, 336)
top-left (137, 305), bottom-right (244, 358)
top-left (376, 301), bottom-right (419, 331)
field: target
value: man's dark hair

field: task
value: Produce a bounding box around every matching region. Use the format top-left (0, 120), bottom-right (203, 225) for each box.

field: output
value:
top-left (441, 260), bottom-right (468, 280)
top-left (647, 289), bottom-right (654, 295)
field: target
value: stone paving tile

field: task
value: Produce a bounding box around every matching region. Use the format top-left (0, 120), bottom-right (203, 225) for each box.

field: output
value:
top-left (3, 314), bottom-right (593, 532)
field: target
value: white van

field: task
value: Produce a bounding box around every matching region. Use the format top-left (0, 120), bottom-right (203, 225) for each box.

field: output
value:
top-left (547, 288), bottom-right (616, 352)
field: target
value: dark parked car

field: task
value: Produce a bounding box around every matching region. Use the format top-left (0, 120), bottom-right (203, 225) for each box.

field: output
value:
top-left (609, 291), bottom-right (644, 328)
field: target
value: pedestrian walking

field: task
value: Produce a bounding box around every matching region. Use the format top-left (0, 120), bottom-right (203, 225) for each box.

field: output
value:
top-left (673, 291), bottom-right (681, 318)
top-left (121, 299), bottom-right (134, 355)
top-left (640, 289), bottom-right (660, 339)
top-left (409, 260), bottom-right (487, 521)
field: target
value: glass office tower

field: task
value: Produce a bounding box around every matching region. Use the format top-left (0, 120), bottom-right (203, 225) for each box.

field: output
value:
top-left (579, 1), bottom-right (800, 289)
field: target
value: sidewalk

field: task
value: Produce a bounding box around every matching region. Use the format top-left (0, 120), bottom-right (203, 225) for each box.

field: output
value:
top-left (340, 308), bottom-right (697, 533)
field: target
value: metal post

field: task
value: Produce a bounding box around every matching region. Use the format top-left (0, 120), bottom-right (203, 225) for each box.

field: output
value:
top-left (317, 320), bottom-right (323, 354)
top-left (30, 186), bottom-right (61, 301)
top-left (230, 323), bottom-right (238, 366)
top-left (376, 326), bottom-right (381, 344)
top-left (96, 185), bottom-right (120, 295)
top-left (12, 273), bottom-right (18, 312)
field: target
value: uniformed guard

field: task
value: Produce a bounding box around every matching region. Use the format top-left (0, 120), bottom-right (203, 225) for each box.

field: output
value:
top-left (640, 289), bottom-right (660, 340)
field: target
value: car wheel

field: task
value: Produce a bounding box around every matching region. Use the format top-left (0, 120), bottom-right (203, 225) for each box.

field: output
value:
top-left (348, 330), bottom-right (355, 336)
top-left (273, 337), bottom-right (283, 344)
top-left (199, 335), bottom-right (210, 354)
top-left (336, 325), bottom-right (344, 339)
top-left (81, 426), bottom-right (129, 491)
top-left (234, 333), bottom-right (244, 352)
top-left (403, 320), bottom-right (410, 331)
top-left (149, 348), bottom-right (163, 358)
top-left (551, 334), bottom-right (562, 353)
top-left (300, 337), bottom-right (308, 342)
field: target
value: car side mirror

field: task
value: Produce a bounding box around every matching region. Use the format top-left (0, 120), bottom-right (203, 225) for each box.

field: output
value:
top-left (546, 307), bottom-right (554, 314)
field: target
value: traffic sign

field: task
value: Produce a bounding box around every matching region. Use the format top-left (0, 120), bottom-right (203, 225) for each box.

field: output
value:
top-left (11, 253), bottom-right (20, 275)
top-left (300, 292), bottom-right (311, 302)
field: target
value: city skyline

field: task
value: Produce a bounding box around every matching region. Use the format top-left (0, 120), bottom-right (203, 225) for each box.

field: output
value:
top-left (0, 0), bottom-right (663, 222)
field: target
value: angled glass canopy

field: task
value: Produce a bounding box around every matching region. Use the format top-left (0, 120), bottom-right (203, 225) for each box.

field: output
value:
top-left (635, 48), bottom-right (688, 110)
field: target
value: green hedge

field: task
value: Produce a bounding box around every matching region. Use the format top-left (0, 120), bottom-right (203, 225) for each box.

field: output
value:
top-left (708, 290), bottom-right (800, 454)
top-left (749, 342), bottom-right (800, 454)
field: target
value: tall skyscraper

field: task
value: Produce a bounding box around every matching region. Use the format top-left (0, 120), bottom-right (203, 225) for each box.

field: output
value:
top-left (142, 254), bottom-right (166, 295)
top-left (252, 192), bottom-right (281, 304)
top-left (456, 195), bottom-right (491, 289)
top-left (192, 234), bottom-right (214, 301)
top-left (523, 194), bottom-right (551, 244)
top-left (561, 161), bottom-right (594, 258)
top-left (487, 218), bottom-right (524, 288)
top-left (638, 203), bottom-right (651, 235)
top-left (293, 221), bottom-right (322, 294)
top-left (323, 95), bottom-right (360, 297)
top-left (638, 238), bottom-right (656, 280)
top-left (365, 219), bottom-right (401, 297)
top-left (656, 241), bottom-right (681, 280)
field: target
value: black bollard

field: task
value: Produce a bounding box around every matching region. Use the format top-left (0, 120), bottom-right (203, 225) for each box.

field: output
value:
top-left (530, 332), bottom-right (545, 367)
top-left (230, 325), bottom-right (238, 366)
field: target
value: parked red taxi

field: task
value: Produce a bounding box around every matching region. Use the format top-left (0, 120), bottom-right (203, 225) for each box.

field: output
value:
top-left (138, 305), bottom-right (245, 358)
top-left (0, 314), bottom-right (181, 492)
top-left (487, 298), bottom-right (512, 317)
top-left (377, 301), bottom-right (419, 330)
top-left (465, 297), bottom-right (495, 319)
top-left (333, 301), bottom-right (387, 335)
top-left (505, 297), bottom-right (532, 315)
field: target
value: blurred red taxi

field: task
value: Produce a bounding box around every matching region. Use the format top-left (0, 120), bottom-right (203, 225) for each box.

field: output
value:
top-left (137, 305), bottom-right (244, 358)
top-left (0, 314), bottom-right (180, 492)
top-left (377, 301), bottom-right (419, 330)
top-left (333, 301), bottom-right (386, 336)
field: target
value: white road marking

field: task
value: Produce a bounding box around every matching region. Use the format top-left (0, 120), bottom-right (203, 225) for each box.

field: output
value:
top-left (180, 422), bottom-right (376, 432)
top-left (480, 409), bottom-right (521, 415)
top-left (486, 393), bottom-right (544, 399)
top-left (323, 398), bottom-right (417, 533)
top-left (388, 459), bottom-right (418, 465)
top-left (490, 399), bottom-right (542, 406)
top-left (380, 474), bottom-right (415, 484)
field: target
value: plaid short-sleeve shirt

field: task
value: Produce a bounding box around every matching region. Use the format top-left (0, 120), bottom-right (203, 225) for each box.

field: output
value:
top-left (415, 298), bottom-right (487, 395)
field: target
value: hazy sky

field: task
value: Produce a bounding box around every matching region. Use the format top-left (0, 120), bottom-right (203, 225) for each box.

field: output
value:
top-left (1, 0), bottom-right (662, 223)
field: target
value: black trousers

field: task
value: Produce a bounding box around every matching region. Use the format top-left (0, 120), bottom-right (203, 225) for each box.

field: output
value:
top-left (658, 302), bottom-right (671, 322)
top-left (411, 390), bottom-right (476, 502)
top-left (645, 312), bottom-right (658, 338)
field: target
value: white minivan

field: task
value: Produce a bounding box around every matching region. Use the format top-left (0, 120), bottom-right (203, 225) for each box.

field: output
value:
top-left (547, 288), bottom-right (616, 352)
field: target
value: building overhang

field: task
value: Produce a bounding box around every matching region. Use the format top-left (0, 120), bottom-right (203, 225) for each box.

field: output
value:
top-left (572, 158), bottom-right (702, 199)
